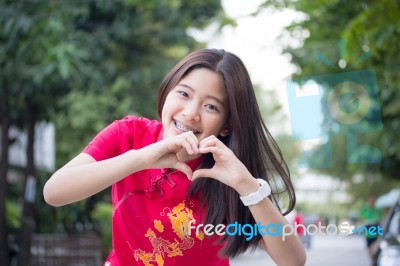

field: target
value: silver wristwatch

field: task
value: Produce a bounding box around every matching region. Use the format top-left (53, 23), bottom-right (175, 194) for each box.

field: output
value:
top-left (239, 179), bottom-right (271, 206)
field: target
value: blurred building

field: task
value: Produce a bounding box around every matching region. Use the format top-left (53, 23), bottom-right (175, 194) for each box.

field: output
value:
top-left (295, 171), bottom-right (350, 205)
top-left (0, 122), bottom-right (55, 188)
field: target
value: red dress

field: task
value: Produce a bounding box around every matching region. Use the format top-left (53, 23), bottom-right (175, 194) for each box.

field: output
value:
top-left (84, 116), bottom-right (229, 266)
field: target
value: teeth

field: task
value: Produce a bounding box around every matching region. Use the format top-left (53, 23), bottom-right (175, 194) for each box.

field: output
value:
top-left (175, 121), bottom-right (199, 134)
top-left (175, 121), bottom-right (189, 132)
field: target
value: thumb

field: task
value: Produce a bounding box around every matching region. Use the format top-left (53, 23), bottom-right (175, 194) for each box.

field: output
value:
top-left (192, 168), bottom-right (215, 181)
top-left (172, 161), bottom-right (193, 179)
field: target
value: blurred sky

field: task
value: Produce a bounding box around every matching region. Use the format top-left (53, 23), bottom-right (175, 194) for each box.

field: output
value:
top-left (210, 0), bottom-right (296, 89)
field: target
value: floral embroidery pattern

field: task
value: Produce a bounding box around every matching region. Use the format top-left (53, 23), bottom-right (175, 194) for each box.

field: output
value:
top-left (133, 201), bottom-right (203, 266)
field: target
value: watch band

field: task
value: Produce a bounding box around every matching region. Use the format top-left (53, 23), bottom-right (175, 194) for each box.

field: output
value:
top-left (239, 179), bottom-right (271, 206)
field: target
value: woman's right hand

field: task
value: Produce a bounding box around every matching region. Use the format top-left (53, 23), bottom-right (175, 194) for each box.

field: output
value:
top-left (140, 131), bottom-right (200, 178)
top-left (44, 131), bottom-right (200, 206)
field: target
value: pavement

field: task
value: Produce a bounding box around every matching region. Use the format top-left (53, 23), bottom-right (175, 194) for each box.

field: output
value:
top-left (230, 234), bottom-right (371, 266)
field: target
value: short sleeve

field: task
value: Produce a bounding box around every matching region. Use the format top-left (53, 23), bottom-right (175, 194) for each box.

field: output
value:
top-left (83, 120), bottom-right (120, 161)
top-left (82, 115), bottom-right (163, 162)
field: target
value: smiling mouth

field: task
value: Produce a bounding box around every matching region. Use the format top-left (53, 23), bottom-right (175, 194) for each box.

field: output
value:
top-left (174, 120), bottom-right (200, 134)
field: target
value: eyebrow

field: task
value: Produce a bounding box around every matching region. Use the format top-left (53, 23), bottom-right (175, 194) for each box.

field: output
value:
top-left (177, 83), bottom-right (226, 107)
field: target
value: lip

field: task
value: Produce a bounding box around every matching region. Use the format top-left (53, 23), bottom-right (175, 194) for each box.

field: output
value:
top-left (173, 119), bottom-right (200, 134)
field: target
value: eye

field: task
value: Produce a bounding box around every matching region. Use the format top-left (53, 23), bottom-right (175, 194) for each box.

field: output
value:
top-left (205, 104), bottom-right (219, 112)
top-left (177, 90), bottom-right (189, 97)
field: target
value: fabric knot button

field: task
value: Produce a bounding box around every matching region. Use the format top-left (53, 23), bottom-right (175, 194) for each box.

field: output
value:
top-left (147, 169), bottom-right (176, 196)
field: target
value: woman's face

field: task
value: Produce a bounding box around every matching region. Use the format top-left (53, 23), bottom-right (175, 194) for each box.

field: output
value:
top-left (161, 68), bottom-right (229, 141)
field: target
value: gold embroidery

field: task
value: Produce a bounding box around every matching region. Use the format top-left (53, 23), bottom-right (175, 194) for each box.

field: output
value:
top-left (134, 201), bottom-right (203, 265)
top-left (134, 248), bottom-right (164, 266)
top-left (197, 230), bottom-right (205, 240)
top-left (154, 220), bottom-right (164, 232)
top-left (167, 202), bottom-right (194, 240)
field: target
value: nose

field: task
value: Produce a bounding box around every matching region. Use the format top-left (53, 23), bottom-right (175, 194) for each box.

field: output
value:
top-left (182, 101), bottom-right (200, 122)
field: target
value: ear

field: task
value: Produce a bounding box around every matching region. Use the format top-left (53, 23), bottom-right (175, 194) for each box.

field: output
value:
top-left (219, 125), bottom-right (229, 137)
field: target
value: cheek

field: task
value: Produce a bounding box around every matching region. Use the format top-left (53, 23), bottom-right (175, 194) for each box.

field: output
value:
top-left (206, 117), bottom-right (226, 134)
top-left (161, 106), bottom-right (171, 125)
top-left (163, 102), bottom-right (177, 117)
top-left (161, 95), bottom-right (174, 117)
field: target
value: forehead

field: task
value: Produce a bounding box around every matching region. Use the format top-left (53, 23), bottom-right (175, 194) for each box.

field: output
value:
top-left (178, 68), bottom-right (227, 101)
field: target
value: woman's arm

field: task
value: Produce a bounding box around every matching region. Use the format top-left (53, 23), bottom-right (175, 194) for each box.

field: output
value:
top-left (43, 131), bottom-right (200, 207)
top-left (192, 135), bottom-right (307, 266)
top-left (237, 178), bottom-right (307, 266)
top-left (43, 150), bottom-right (146, 206)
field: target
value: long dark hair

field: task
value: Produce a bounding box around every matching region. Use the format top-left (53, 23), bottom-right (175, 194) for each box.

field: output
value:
top-left (157, 49), bottom-right (295, 257)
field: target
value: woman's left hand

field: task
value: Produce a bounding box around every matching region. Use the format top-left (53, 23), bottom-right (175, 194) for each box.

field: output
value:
top-left (191, 135), bottom-right (255, 192)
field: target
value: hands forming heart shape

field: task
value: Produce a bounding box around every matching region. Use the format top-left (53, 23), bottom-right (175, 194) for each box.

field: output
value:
top-left (141, 131), bottom-right (252, 190)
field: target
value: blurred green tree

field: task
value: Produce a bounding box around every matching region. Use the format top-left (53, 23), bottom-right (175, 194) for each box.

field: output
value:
top-left (260, 1), bottom-right (400, 196)
top-left (50, 0), bottom-right (229, 241)
top-left (1, 0), bottom-right (228, 264)
top-left (1, 1), bottom-right (89, 264)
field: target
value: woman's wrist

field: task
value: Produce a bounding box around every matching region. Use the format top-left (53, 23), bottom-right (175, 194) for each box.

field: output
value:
top-left (127, 149), bottom-right (149, 171)
top-left (239, 179), bottom-right (271, 206)
top-left (233, 173), bottom-right (261, 196)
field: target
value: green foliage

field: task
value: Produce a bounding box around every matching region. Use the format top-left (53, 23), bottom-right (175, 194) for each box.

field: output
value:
top-left (1, 0), bottom-right (227, 243)
top-left (261, 0), bottom-right (400, 186)
top-left (48, 0), bottom-right (226, 167)
top-left (91, 202), bottom-right (113, 256)
top-left (6, 200), bottom-right (21, 229)
top-left (0, 0), bottom-right (90, 130)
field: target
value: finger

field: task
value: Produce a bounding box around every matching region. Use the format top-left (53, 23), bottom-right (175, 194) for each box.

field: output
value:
top-left (198, 146), bottom-right (221, 155)
top-left (199, 134), bottom-right (216, 143)
top-left (192, 168), bottom-right (215, 181)
top-left (199, 136), bottom-right (219, 149)
top-left (185, 131), bottom-right (199, 154)
top-left (172, 161), bottom-right (193, 179)
top-left (166, 139), bottom-right (184, 152)
top-left (180, 138), bottom-right (194, 155)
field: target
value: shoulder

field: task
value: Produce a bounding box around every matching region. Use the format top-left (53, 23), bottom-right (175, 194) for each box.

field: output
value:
top-left (113, 115), bottom-right (163, 148)
top-left (118, 115), bottom-right (161, 127)
top-left (116, 115), bottom-right (163, 136)
top-left (83, 115), bottom-right (163, 161)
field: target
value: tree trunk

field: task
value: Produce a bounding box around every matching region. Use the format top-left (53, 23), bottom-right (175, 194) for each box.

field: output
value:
top-left (17, 98), bottom-right (37, 266)
top-left (0, 86), bottom-right (11, 266)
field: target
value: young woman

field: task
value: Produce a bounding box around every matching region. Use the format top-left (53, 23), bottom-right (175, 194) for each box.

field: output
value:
top-left (44, 49), bottom-right (306, 265)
